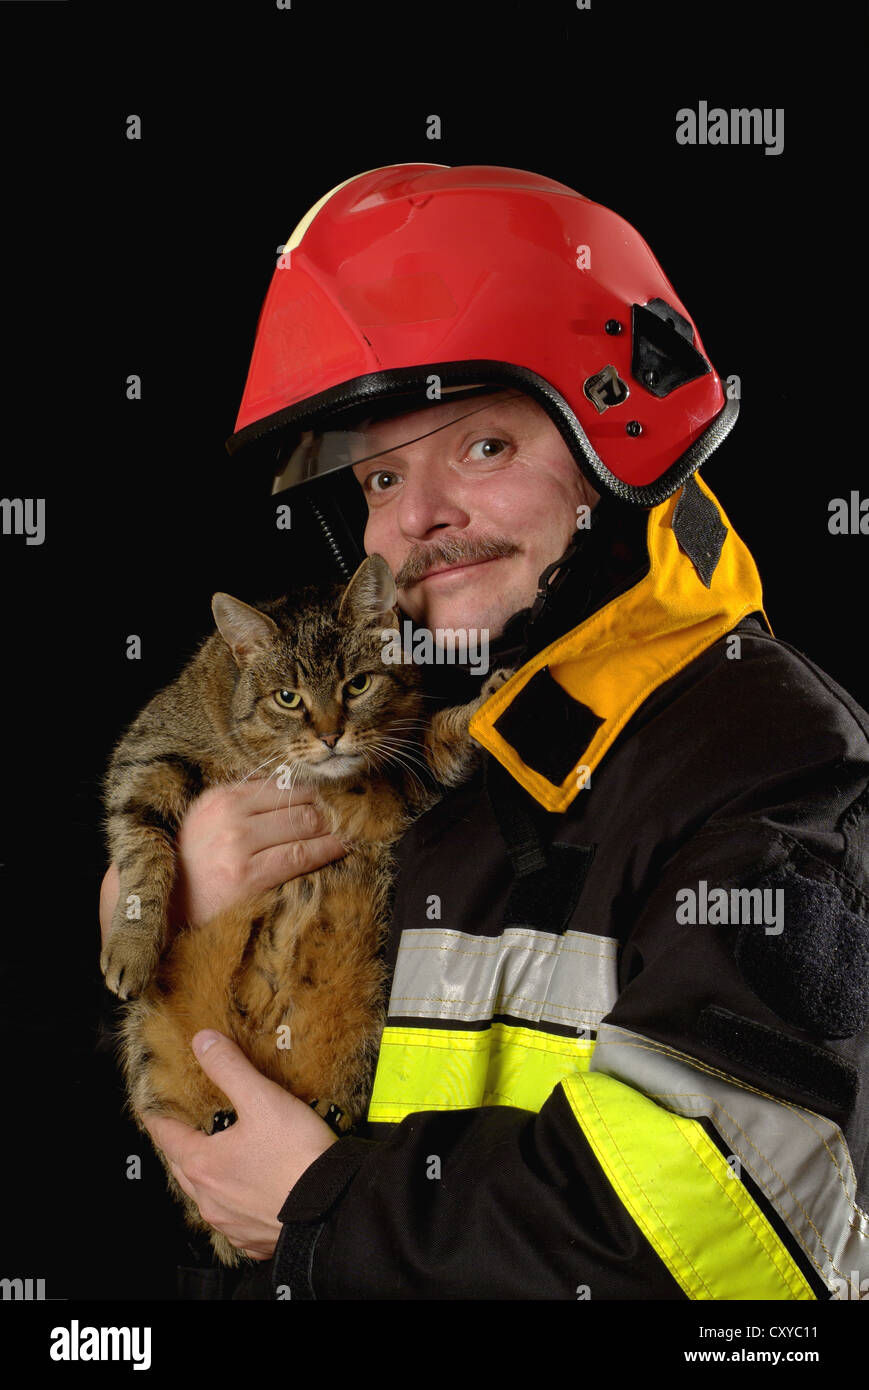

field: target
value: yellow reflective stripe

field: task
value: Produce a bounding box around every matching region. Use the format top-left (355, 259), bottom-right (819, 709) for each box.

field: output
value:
top-left (485, 1022), bottom-right (594, 1110)
top-left (561, 1071), bottom-right (815, 1301)
top-left (368, 1027), bottom-right (485, 1122)
top-left (367, 1022), bottom-right (593, 1125)
top-left (591, 1022), bottom-right (869, 1296)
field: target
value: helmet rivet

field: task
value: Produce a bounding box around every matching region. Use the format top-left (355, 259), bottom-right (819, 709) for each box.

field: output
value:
top-left (626, 420), bottom-right (643, 437)
top-left (605, 319), bottom-right (623, 335)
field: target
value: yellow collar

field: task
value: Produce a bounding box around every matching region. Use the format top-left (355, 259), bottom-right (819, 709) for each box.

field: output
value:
top-left (469, 472), bottom-right (771, 812)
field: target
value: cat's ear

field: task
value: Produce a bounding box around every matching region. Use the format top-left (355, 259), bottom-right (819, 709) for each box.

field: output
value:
top-left (212, 593), bottom-right (281, 668)
top-left (337, 554), bottom-right (399, 629)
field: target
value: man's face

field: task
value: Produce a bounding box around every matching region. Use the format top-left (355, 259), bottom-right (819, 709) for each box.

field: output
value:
top-left (349, 392), bottom-right (600, 638)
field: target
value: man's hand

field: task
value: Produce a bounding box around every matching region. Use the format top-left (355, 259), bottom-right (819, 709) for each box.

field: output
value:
top-left (141, 1030), bottom-right (338, 1260)
top-left (99, 777), bottom-right (347, 948)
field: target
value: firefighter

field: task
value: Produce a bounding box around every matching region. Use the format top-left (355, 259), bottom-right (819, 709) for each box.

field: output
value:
top-left (100, 164), bottom-right (869, 1299)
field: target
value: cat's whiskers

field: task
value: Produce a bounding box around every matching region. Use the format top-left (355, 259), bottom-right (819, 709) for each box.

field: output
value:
top-left (378, 736), bottom-right (446, 793)
top-left (373, 733), bottom-right (431, 766)
top-left (261, 753), bottom-right (306, 813)
top-left (365, 743), bottom-right (411, 788)
top-left (280, 757), bottom-right (305, 817)
top-left (203, 729), bottom-right (315, 789)
top-left (234, 752), bottom-right (285, 787)
top-left (375, 748), bottom-right (432, 785)
top-left (375, 754), bottom-right (428, 800)
top-left (266, 752), bottom-right (329, 823)
top-left (366, 742), bottom-right (429, 799)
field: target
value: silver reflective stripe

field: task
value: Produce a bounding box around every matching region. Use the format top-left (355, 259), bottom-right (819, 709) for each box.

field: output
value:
top-left (388, 926), bottom-right (618, 1031)
top-left (591, 1022), bottom-right (869, 1299)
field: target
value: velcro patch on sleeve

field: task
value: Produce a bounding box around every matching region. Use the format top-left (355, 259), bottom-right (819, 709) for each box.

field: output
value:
top-left (733, 861), bottom-right (869, 1039)
top-left (698, 1005), bottom-right (859, 1115)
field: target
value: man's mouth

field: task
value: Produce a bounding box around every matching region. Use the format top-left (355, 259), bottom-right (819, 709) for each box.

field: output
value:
top-left (417, 557), bottom-right (503, 583)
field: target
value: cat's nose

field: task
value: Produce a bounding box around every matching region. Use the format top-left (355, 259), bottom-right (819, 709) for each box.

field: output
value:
top-left (319, 731), bottom-right (342, 749)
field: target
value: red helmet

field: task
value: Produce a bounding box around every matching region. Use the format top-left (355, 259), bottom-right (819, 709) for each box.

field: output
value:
top-left (225, 162), bottom-right (737, 511)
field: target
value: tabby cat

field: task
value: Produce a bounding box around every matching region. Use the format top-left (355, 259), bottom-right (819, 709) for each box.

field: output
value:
top-left (101, 553), bottom-right (508, 1265)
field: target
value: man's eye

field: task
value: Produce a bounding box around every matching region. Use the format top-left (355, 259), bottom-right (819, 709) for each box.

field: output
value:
top-left (366, 470), bottom-right (401, 494)
top-left (467, 437), bottom-right (508, 461)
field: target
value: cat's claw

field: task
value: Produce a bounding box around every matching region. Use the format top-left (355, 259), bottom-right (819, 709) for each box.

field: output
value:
top-left (101, 927), bottom-right (160, 1000)
top-left (481, 667), bottom-right (514, 702)
top-left (210, 1109), bottom-right (237, 1134)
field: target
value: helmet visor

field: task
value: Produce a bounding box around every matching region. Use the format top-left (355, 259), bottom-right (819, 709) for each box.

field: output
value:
top-left (269, 382), bottom-right (533, 496)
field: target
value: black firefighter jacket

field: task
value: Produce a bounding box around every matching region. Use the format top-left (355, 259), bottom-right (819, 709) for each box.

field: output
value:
top-left (270, 472), bottom-right (869, 1301)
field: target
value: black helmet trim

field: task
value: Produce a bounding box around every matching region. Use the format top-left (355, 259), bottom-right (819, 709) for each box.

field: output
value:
top-left (225, 360), bottom-right (740, 508)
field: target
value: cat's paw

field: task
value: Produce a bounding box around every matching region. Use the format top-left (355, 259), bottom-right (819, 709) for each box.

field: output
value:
top-left (480, 667), bottom-right (515, 703)
top-left (101, 923), bottom-right (161, 1000)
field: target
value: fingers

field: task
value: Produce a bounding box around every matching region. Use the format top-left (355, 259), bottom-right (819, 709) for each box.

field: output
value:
top-left (190, 1030), bottom-right (262, 1115)
top-left (142, 1110), bottom-right (200, 1165)
top-left (167, 776), bottom-right (349, 929)
top-left (196, 778), bottom-right (330, 854)
top-left (245, 802), bottom-right (334, 855)
top-left (231, 778), bottom-right (342, 858)
top-left (227, 776), bottom-right (321, 816)
top-left (248, 833), bottom-right (347, 893)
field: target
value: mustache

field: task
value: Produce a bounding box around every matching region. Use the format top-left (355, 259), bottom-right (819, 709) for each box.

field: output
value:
top-left (394, 535), bottom-right (520, 589)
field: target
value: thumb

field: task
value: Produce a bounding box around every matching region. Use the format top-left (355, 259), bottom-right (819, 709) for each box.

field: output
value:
top-left (192, 1029), bottom-right (266, 1113)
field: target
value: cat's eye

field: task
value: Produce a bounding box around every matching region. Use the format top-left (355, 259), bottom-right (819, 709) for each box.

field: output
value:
top-left (274, 689), bottom-right (302, 709)
top-left (345, 673), bottom-right (372, 697)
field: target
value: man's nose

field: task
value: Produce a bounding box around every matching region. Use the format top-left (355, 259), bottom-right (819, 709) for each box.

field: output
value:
top-left (396, 465), bottom-right (470, 540)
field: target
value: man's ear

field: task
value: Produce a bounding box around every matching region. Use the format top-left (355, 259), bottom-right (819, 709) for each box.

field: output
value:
top-left (337, 554), bottom-right (400, 630)
top-left (212, 593), bottom-right (281, 668)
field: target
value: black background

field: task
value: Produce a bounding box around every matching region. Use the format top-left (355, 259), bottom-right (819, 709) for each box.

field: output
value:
top-left (0, 0), bottom-right (865, 1335)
